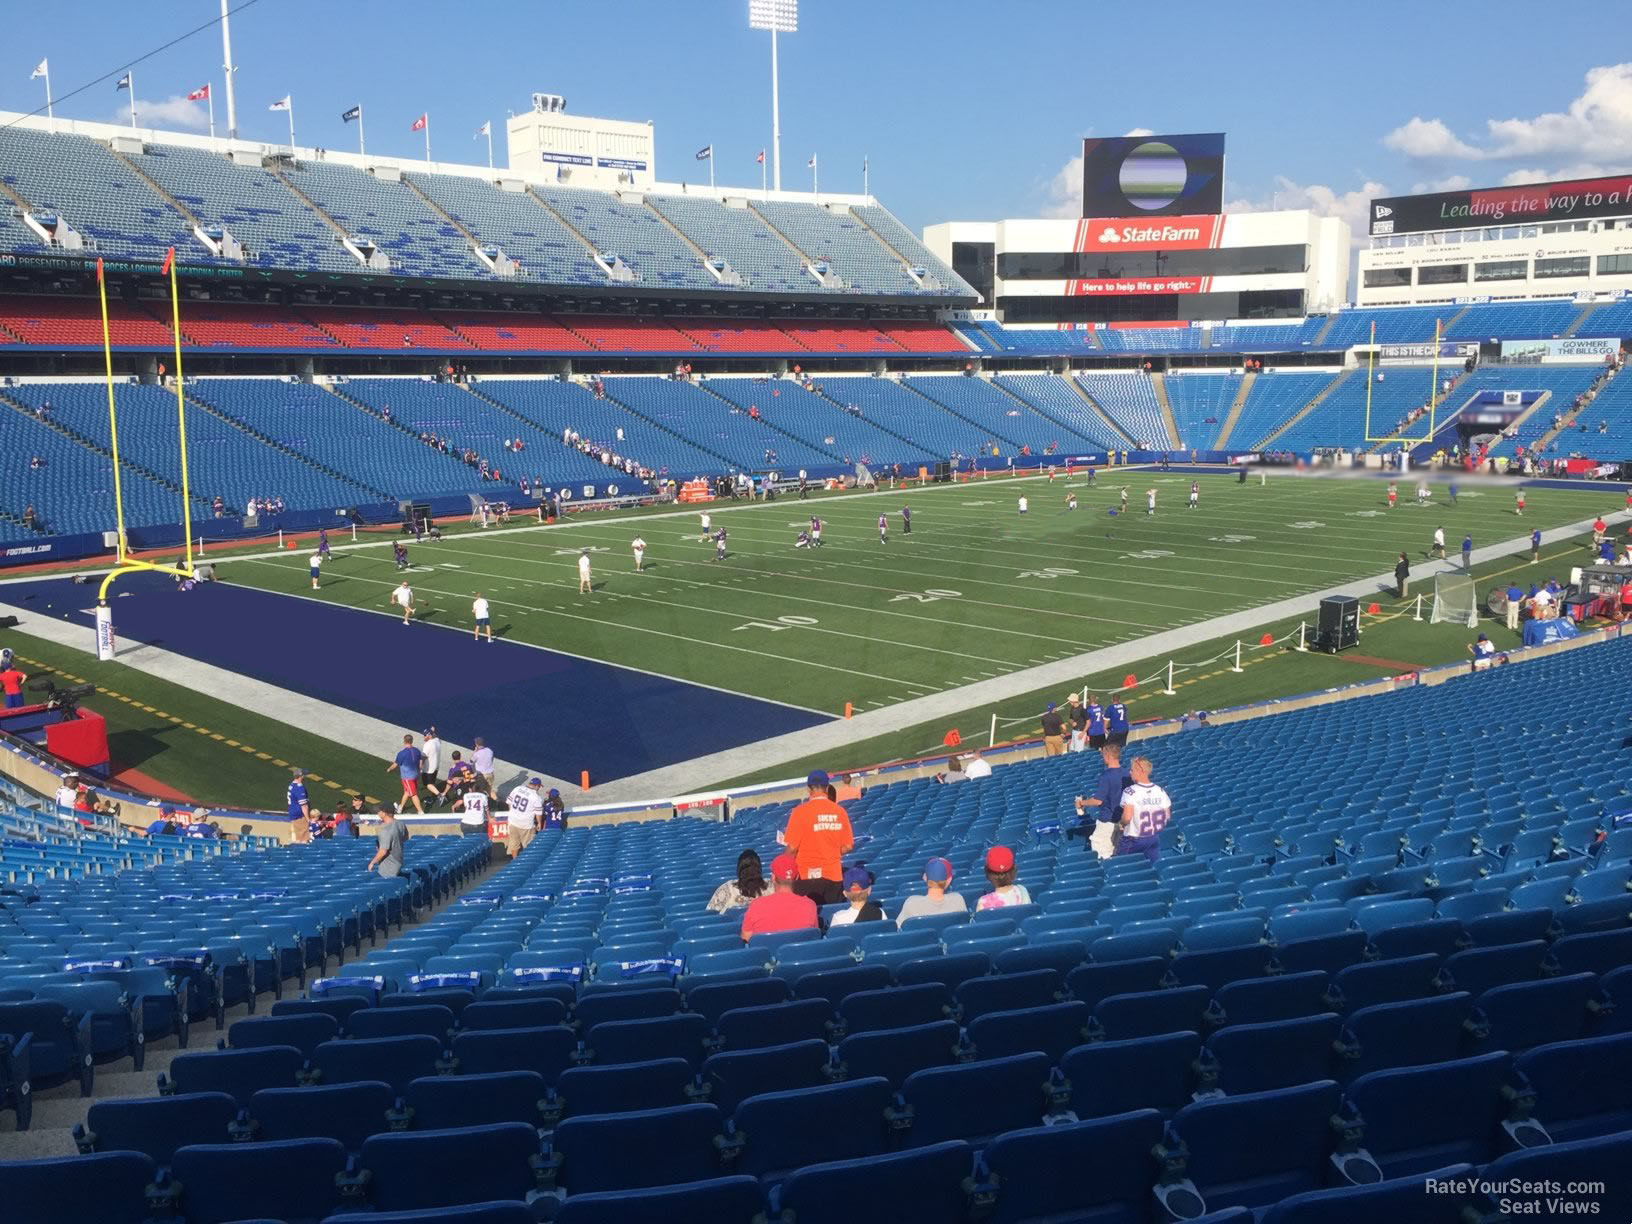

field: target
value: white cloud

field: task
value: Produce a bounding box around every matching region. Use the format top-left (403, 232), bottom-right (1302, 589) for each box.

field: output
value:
top-left (1500, 162), bottom-right (1614, 185)
top-left (1409, 174), bottom-right (1472, 194)
top-left (1382, 63), bottom-right (1632, 167)
top-left (1122, 127), bottom-right (1155, 138)
top-left (1384, 117), bottom-right (1481, 160)
top-left (114, 95), bottom-right (211, 133)
top-left (1227, 175), bottom-right (1384, 247)
top-left (1038, 152), bottom-right (1083, 218)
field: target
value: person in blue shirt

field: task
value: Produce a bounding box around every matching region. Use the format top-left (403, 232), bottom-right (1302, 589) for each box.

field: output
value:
top-left (286, 769), bottom-right (310, 828)
top-left (541, 788), bottom-right (567, 830)
top-left (147, 804), bottom-right (179, 836)
top-left (1447, 480), bottom-right (1458, 505)
top-left (1073, 742), bottom-right (1129, 856)
top-left (387, 734), bottom-right (426, 814)
top-left (1084, 695), bottom-right (1107, 750)
top-left (1106, 699), bottom-right (1130, 747)
top-left (1600, 537), bottom-right (1617, 563)
top-left (1461, 533), bottom-right (1473, 569)
top-left (1505, 583), bottom-right (1525, 633)
top-left (1531, 528), bottom-right (1542, 564)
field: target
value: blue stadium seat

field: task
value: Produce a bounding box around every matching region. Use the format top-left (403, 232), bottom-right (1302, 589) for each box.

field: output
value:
top-left (1547, 927), bottom-right (1632, 977)
top-left (1336, 993), bottom-right (1475, 1080)
top-left (229, 1012), bottom-right (339, 1058)
top-left (1213, 972), bottom-right (1330, 1025)
top-left (1598, 966), bottom-right (1632, 1033)
top-left (955, 970), bottom-right (1060, 1022)
top-left (0, 1151), bottom-right (158, 1224)
top-left (1369, 918), bottom-right (1467, 960)
top-left (402, 1071), bottom-right (547, 1130)
top-left (683, 977), bottom-right (791, 1024)
top-left (588, 1012), bottom-right (711, 1068)
top-left (553, 1175), bottom-right (765, 1224)
top-left (777, 1140), bottom-right (974, 1221)
top-left (1062, 1031), bottom-right (1202, 1119)
top-left (837, 1019), bottom-right (961, 1085)
top-left (162, 1044), bottom-right (304, 1105)
top-left (993, 940), bottom-right (1087, 977)
top-left (978, 1109), bottom-right (1165, 1224)
top-left (459, 997), bottom-right (568, 1030)
top-left (968, 1001), bottom-right (1092, 1063)
top-left (838, 982), bottom-right (952, 1033)
top-left (573, 987), bottom-right (680, 1029)
top-left (1259, 1166), bottom-right (1478, 1224)
top-left (726, 1077), bottom-right (892, 1182)
top-left (1328, 955), bottom-right (1440, 1012)
top-left (1435, 941), bottom-right (1548, 997)
top-left (1164, 1081), bottom-right (1348, 1214)
top-left (77, 1092), bottom-right (237, 1164)
top-left (1064, 957), bottom-right (1169, 1008)
top-left (701, 1039), bottom-right (832, 1114)
top-left (312, 1034), bottom-right (441, 1094)
top-left (716, 998), bottom-right (832, 1050)
top-left (1469, 973), bottom-right (1597, 1052)
top-left (169, 1137), bottom-right (347, 1223)
top-left (323, 1206), bottom-right (535, 1224)
top-left (1463, 908), bottom-right (1554, 948)
top-left (250, 1080), bottom-right (395, 1150)
top-left (1202, 1013), bottom-right (1341, 1094)
top-left (1344, 1052), bottom-right (1541, 1177)
top-left (553, 1058), bottom-right (694, 1119)
top-left (358, 1122), bottom-right (542, 1212)
top-left (1091, 985), bottom-right (1210, 1040)
top-left (792, 964), bottom-right (892, 1011)
top-left (347, 1003), bottom-right (455, 1041)
top-left (896, 951), bottom-right (992, 991)
top-left (548, 1103), bottom-right (725, 1193)
top-left (897, 1052), bottom-right (1053, 1146)
top-left (1514, 1033), bottom-right (1632, 1142)
top-left (1275, 931), bottom-right (1370, 976)
top-left (1474, 1132), bottom-right (1632, 1222)
top-left (451, 1026), bottom-right (577, 1083)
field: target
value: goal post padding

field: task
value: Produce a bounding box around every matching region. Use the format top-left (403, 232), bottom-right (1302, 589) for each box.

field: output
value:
top-left (1430, 571), bottom-right (1479, 628)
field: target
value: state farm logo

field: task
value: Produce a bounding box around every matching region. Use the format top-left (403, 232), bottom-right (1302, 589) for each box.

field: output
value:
top-left (1097, 223), bottom-right (1202, 245)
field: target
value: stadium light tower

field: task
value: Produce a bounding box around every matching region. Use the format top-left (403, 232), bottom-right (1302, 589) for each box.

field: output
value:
top-left (748, 0), bottom-right (796, 192)
top-left (220, 0), bottom-right (238, 140)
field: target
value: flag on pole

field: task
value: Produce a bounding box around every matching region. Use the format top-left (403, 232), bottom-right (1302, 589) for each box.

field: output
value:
top-left (696, 145), bottom-right (713, 161)
top-left (30, 59), bottom-right (48, 79)
top-left (475, 120), bottom-right (490, 139)
top-left (160, 247), bottom-right (174, 278)
top-left (341, 105), bottom-right (361, 123)
top-left (187, 84), bottom-right (209, 100)
top-left (807, 154), bottom-right (816, 167)
top-left (269, 96), bottom-right (290, 111)
top-left (756, 149), bottom-right (765, 164)
top-left (115, 74), bottom-right (131, 91)
top-left (410, 113), bottom-right (427, 132)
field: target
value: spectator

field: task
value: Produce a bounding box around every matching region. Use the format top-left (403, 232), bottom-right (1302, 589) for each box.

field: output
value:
top-left (386, 734), bottom-right (426, 815)
top-left (367, 806), bottom-right (405, 877)
top-left (1040, 702), bottom-right (1065, 756)
top-left (782, 769), bottom-right (854, 906)
top-left (895, 857), bottom-right (967, 927)
top-left (334, 804), bottom-right (355, 840)
top-left (1073, 743), bottom-right (1128, 858)
top-left (1066, 692), bottom-right (1087, 752)
top-left (145, 804), bottom-right (177, 836)
top-left (707, 848), bottom-right (768, 913)
top-left (1505, 583), bottom-right (1525, 633)
top-left (828, 865), bottom-right (885, 927)
top-left (1117, 756), bottom-right (1172, 864)
top-left (976, 846), bottom-right (1032, 910)
top-left (452, 783), bottom-right (491, 838)
top-left (437, 751), bottom-right (476, 806)
top-left (1469, 632), bottom-right (1497, 672)
top-left (963, 749), bottom-right (992, 780)
top-left (471, 737), bottom-right (496, 794)
top-left (739, 853), bottom-right (819, 941)
top-left (421, 727), bottom-right (442, 797)
top-left (541, 787), bottom-right (567, 830)
top-left (1395, 552), bottom-right (1410, 600)
top-left (832, 772), bottom-right (863, 802)
top-left (504, 777), bottom-right (544, 856)
top-left (1105, 697), bottom-right (1130, 748)
top-left (286, 767), bottom-right (311, 829)
top-left (0, 657), bottom-right (28, 709)
top-left (1462, 533), bottom-right (1473, 570)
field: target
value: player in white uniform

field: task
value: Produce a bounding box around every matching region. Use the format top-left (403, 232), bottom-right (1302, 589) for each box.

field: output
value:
top-left (1017, 496), bottom-right (1028, 515)
top-left (309, 551), bottom-right (323, 589)
top-left (453, 787), bottom-right (490, 839)
top-left (577, 550), bottom-right (592, 594)
top-left (1146, 488), bottom-right (1157, 515)
top-left (390, 581), bottom-right (415, 625)
top-left (472, 593), bottom-right (492, 642)
top-left (631, 536), bottom-right (646, 572)
top-left (1188, 481), bottom-right (1199, 510)
top-left (1066, 492), bottom-right (1077, 510)
top-left (1431, 527), bottom-right (1446, 560)
top-left (699, 511), bottom-right (712, 541)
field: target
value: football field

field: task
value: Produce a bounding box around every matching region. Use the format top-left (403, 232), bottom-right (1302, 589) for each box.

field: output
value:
top-left (221, 471), bottom-right (1615, 720)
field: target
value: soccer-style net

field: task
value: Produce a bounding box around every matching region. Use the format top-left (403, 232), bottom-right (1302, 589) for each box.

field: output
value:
top-left (1430, 572), bottom-right (1479, 628)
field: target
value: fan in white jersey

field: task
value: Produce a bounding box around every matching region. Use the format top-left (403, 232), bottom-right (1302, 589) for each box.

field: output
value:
top-left (1116, 756), bottom-right (1172, 865)
top-left (472, 592), bottom-right (492, 643)
top-left (453, 787), bottom-right (490, 838)
top-left (390, 581), bottom-right (415, 625)
top-left (699, 511), bottom-right (712, 541)
top-left (309, 551), bottom-right (323, 590)
top-left (577, 549), bottom-right (593, 594)
top-left (631, 536), bottom-right (647, 571)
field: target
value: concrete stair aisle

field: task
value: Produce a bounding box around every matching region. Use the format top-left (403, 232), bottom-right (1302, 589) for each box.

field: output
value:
top-left (1149, 373), bottom-right (1182, 449)
top-left (1309, 314), bottom-right (1339, 347)
top-left (185, 387), bottom-right (388, 502)
top-left (1564, 303), bottom-right (1600, 337)
top-left (1212, 371), bottom-right (1257, 450)
top-left (694, 380), bottom-right (842, 462)
top-left (987, 378), bottom-right (1111, 450)
top-left (106, 146), bottom-right (203, 231)
top-left (1256, 367), bottom-right (1357, 449)
top-left (459, 380), bottom-right (672, 477)
top-left (0, 850), bottom-right (509, 1161)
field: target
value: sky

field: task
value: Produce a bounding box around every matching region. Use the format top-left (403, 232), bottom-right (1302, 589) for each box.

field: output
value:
top-left (4, 0), bottom-right (1629, 252)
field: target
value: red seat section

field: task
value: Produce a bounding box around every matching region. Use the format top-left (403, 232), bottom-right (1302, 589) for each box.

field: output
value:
top-left (566, 316), bottom-right (697, 352)
top-left (780, 322), bottom-right (908, 353)
top-left (177, 302), bottom-right (338, 349)
top-left (298, 307), bottom-right (474, 350)
top-left (881, 322), bottom-right (967, 353)
top-left (437, 313), bottom-right (595, 352)
top-left (672, 322), bottom-right (799, 353)
top-left (0, 295), bottom-right (174, 347)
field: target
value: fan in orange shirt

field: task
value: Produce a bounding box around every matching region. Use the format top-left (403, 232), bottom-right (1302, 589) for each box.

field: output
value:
top-left (781, 769), bottom-right (854, 906)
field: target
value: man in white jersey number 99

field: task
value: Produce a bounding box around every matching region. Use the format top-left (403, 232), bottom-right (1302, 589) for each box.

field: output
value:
top-left (1117, 756), bottom-right (1172, 865)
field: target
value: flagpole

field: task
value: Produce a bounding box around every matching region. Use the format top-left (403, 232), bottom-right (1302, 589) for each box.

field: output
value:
top-left (770, 26), bottom-right (781, 191)
top-left (424, 114), bottom-right (431, 165)
top-left (206, 88), bottom-right (215, 140)
top-left (220, 0), bottom-right (238, 139)
top-left (761, 155), bottom-right (767, 196)
top-left (357, 106), bottom-right (366, 159)
top-left (287, 97), bottom-right (296, 153)
top-left (863, 155), bottom-right (869, 198)
top-left (485, 125), bottom-right (493, 170)
top-left (811, 154), bottom-right (818, 196)
top-left (709, 150), bottom-right (715, 191)
top-left (128, 71), bottom-right (138, 130)
top-left (42, 63), bottom-right (54, 129)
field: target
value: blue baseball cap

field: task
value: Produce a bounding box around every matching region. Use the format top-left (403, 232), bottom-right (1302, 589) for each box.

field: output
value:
top-left (529, 777), bottom-right (543, 786)
top-left (842, 866), bottom-right (873, 892)
top-left (925, 857), bottom-right (954, 884)
top-left (807, 769), bottom-right (830, 789)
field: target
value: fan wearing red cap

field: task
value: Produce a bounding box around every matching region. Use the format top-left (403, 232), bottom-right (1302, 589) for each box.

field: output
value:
top-left (976, 846), bottom-right (1032, 911)
top-left (739, 852), bottom-right (820, 942)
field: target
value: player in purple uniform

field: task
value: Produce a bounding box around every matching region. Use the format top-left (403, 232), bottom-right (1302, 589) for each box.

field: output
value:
top-left (878, 513), bottom-right (889, 544)
top-left (810, 515), bottom-right (823, 547)
top-left (901, 505), bottom-right (912, 535)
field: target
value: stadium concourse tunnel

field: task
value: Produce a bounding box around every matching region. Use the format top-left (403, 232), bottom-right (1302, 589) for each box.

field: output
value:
top-left (0, 571), bottom-right (828, 784)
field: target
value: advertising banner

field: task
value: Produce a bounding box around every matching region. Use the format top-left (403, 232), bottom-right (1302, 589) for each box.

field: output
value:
top-left (1376, 342), bottom-right (1478, 360)
top-left (1500, 336), bottom-right (1619, 362)
top-left (1081, 133), bottom-right (1225, 218)
top-left (1073, 215), bottom-right (1226, 252)
top-left (95, 605), bottom-right (115, 663)
top-left (1371, 173), bottom-right (1632, 236)
top-left (1068, 276), bottom-right (1206, 296)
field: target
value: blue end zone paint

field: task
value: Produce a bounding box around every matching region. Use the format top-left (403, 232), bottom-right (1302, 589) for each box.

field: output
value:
top-left (0, 573), bottom-right (830, 783)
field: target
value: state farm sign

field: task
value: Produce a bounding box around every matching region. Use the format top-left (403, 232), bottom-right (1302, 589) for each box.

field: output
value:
top-left (1068, 277), bottom-right (1207, 295)
top-left (1074, 215), bottom-right (1226, 252)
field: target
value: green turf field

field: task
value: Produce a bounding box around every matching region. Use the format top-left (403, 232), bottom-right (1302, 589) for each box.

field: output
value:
top-left (219, 471), bottom-right (1616, 720)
